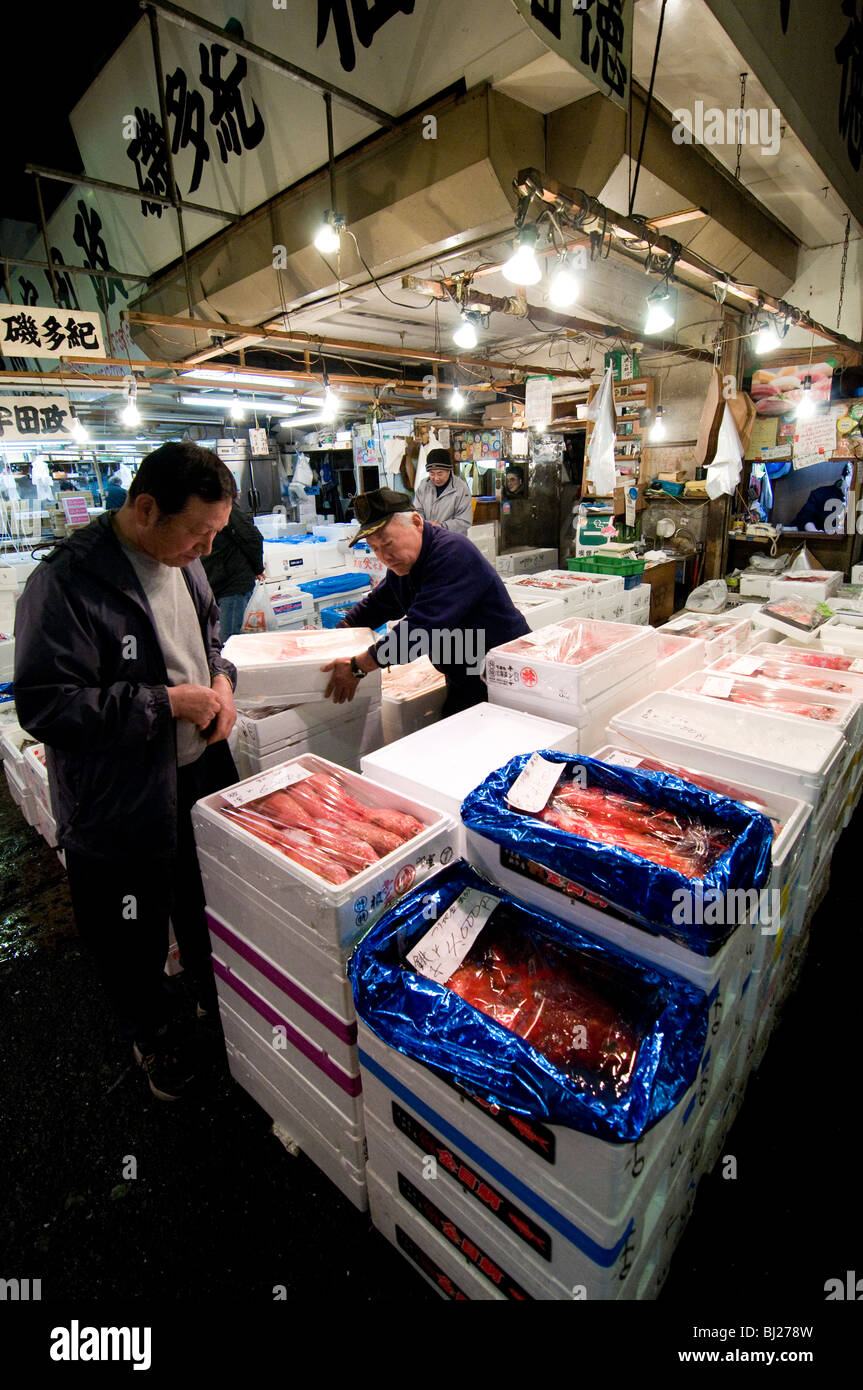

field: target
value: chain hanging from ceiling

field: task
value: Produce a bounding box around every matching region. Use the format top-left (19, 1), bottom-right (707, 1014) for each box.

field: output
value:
top-left (837, 216), bottom-right (851, 331)
top-left (735, 72), bottom-right (748, 182)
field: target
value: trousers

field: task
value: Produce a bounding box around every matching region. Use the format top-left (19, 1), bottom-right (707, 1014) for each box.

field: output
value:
top-left (217, 589), bottom-right (254, 641)
top-left (64, 741), bottom-right (237, 1045)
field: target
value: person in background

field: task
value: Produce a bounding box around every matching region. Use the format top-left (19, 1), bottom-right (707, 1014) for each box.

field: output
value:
top-left (323, 489), bottom-right (529, 717)
top-left (793, 463), bottom-right (853, 533)
top-left (14, 442), bottom-right (239, 1103)
top-left (413, 448), bottom-right (473, 534)
top-left (200, 502), bottom-right (265, 640)
top-left (503, 463), bottom-right (526, 498)
top-left (103, 468), bottom-right (128, 511)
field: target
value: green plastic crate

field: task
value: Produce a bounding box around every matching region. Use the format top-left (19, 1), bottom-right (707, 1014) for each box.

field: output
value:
top-left (593, 555), bottom-right (646, 577)
top-left (566, 557), bottom-right (599, 573)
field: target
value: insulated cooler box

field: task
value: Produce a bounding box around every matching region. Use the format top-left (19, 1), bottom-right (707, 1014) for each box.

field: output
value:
top-left (380, 658), bottom-right (447, 744)
top-left (233, 698), bottom-right (384, 777)
top-left (223, 627), bottom-right (379, 703)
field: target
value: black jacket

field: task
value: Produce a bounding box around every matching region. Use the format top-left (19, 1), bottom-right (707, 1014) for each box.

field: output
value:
top-left (201, 505), bottom-right (264, 599)
top-left (13, 512), bottom-right (237, 859)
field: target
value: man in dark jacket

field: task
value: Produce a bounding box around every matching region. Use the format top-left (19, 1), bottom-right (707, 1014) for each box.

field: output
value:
top-left (14, 442), bottom-right (239, 1102)
top-left (324, 488), bottom-right (529, 716)
top-left (201, 502), bottom-right (265, 639)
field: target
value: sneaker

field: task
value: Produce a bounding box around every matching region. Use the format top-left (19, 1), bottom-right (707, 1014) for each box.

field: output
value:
top-left (132, 1029), bottom-right (195, 1101)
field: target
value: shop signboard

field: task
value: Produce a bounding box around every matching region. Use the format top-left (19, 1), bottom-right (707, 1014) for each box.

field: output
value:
top-left (0, 396), bottom-right (77, 444)
top-left (0, 305), bottom-right (105, 361)
top-left (511, 0), bottom-right (634, 110)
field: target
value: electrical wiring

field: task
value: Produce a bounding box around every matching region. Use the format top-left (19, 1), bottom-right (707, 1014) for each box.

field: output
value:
top-left (342, 228), bottom-right (437, 311)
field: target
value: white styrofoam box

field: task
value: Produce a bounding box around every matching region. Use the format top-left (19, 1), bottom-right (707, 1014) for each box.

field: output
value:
top-left (623, 586), bottom-right (651, 626)
top-left (235, 689), bottom-right (381, 754)
top-left (254, 514), bottom-right (302, 540)
top-left (196, 846), bottom-right (354, 983)
top-left (262, 540), bottom-right (319, 581)
top-left (0, 564), bottom-right (17, 591)
top-left (593, 590), bottom-right (628, 624)
top-left (653, 633), bottom-right (708, 689)
top-left (0, 636), bottom-right (13, 681)
top-left (4, 759), bottom-right (24, 809)
top-left (0, 592), bottom-right (14, 631)
top-left (493, 547), bottom-right (557, 577)
top-left (216, 959), bottom-right (363, 1128)
top-left (0, 701), bottom-right (18, 733)
top-left (223, 628), bottom-right (378, 702)
top-left (739, 570), bottom-right (775, 598)
top-left (486, 666), bottom-right (657, 752)
top-left (359, 1026), bottom-right (711, 1298)
top-left (510, 594), bottom-right (570, 630)
top-left (485, 618), bottom-right (657, 708)
top-left (608, 691), bottom-right (846, 808)
top-left (590, 744), bottom-right (813, 921)
top-left (223, 1026), bottom-right (367, 1212)
top-left (358, 1018), bottom-right (711, 1234)
top-left (816, 616), bottom-right (863, 653)
top-left (312, 523), bottom-right (356, 543)
top-left (464, 830), bottom-right (750, 1043)
top-left (768, 571), bottom-right (843, 603)
top-left (712, 648), bottom-right (863, 708)
top-left (361, 703), bottom-right (582, 834)
top-left (208, 909), bottom-right (357, 1073)
top-left (381, 682), bottom-right (447, 744)
top-left (0, 723), bottom-right (32, 769)
top-left (235, 701), bottom-right (384, 777)
top-left (469, 523), bottom-right (498, 544)
top-left (260, 584), bottom-right (317, 631)
top-left (469, 538), bottom-right (496, 562)
top-left (21, 742), bottom-right (51, 816)
top-left (671, 670), bottom-right (861, 746)
top-left (191, 753), bottom-right (458, 949)
top-left (37, 804), bottom-right (58, 848)
top-left (4, 757), bottom-right (39, 826)
top-left (348, 547), bottom-right (388, 585)
top-left (661, 614), bottom-right (751, 663)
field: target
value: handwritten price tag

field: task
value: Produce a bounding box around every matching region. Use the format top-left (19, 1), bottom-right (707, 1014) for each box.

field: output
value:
top-left (730, 655), bottom-right (762, 676)
top-left (701, 675), bottom-right (735, 699)
top-left (407, 888), bottom-right (501, 985)
top-left (222, 763), bottom-right (312, 807)
top-left (506, 752), bottom-right (565, 813)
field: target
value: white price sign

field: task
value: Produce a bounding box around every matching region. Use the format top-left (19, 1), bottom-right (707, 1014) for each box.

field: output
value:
top-left (701, 676), bottom-right (735, 698)
top-left (506, 752), bottom-right (564, 814)
top-left (407, 888), bottom-right (500, 985)
top-left (730, 656), bottom-right (762, 676)
top-left (222, 762), bottom-right (312, 807)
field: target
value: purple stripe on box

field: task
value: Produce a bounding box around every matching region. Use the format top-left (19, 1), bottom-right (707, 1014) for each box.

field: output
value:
top-left (213, 957), bottom-right (362, 1098)
top-left (206, 911), bottom-right (356, 1046)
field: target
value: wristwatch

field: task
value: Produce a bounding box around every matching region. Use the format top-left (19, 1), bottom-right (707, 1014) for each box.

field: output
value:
top-left (349, 656), bottom-right (367, 680)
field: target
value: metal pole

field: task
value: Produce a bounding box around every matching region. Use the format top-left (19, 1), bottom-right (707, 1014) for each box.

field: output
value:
top-left (324, 94), bottom-right (337, 213)
top-left (0, 253), bottom-right (150, 286)
top-left (141, 0), bottom-right (395, 129)
top-left (24, 163), bottom-right (238, 223)
top-left (34, 177), bottom-right (59, 305)
top-left (145, 5), bottom-right (195, 319)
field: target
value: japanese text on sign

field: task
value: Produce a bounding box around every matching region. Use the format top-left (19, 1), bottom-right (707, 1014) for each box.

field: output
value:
top-left (0, 307), bottom-right (105, 360)
top-left (407, 888), bottom-right (500, 984)
top-left (512, 0), bottom-right (633, 109)
top-left (0, 397), bottom-right (76, 443)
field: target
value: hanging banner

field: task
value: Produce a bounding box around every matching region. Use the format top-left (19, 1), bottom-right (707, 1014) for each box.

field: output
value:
top-left (0, 397), bottom-right (75, 444)
top-left (525, 375), bottom-right (554, 428)
top-left (0, 305), bottom-right (105, 361)
top-left (511, 0), bottom-right (634, 110)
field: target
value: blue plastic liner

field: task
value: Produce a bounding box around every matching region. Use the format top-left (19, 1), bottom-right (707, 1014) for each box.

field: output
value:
top-left (349, 860), bottom-right (709, 1141)
top-left (298, 573), bottom-right (371, 599)
top-left (321, 603), bottom-right (386, 635)
top-left (460, 752), bottom-right (773, 954)
top-left (0, 681), bottom-right (12, 704)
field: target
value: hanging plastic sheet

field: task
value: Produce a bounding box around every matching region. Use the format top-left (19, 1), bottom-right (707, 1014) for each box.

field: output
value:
top-left (705, 403), bottom-right (743, 499)
top-left (584, 366), bottom-right (617, 497)
top-left (349, 860), bottom-right (709, 1141)
top-left (460, 751), bottom-right (773, 953)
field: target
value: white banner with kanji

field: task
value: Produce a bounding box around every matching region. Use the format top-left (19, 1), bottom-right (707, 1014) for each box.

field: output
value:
top-left (0, 396), bottom-right (78, 443)
top-left (0, 305), bottom-right (105, 360)
top-left (512, 0), bottom-right (633, 110)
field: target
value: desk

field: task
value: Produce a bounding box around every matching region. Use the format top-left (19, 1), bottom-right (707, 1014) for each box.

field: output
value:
top-left (642, 551), bottom-right (698, 625)
top-left (727, 529), bottom-right (862, 577)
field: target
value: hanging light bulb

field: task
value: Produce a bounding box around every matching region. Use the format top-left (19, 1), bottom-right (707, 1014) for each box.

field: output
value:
top-left (450, 388), bottom-right (465, 411)
top-left (229, 392), bottom-right (245, 422)
top-left (120, 382), bottom-right (140, 428)
top-left (548, 255), bottom-right (580, 308)
top-left (452, 312), bottom-right (479, 350)
top-left (644, 286), bottom-right (675, 335)
top-left (314, 211), bottom-right (344, 254)
top-left (320, 385), bottom-right (339, 421)
top-left (69, 407), bottom-right (88, 443)
top-left (796, 375), bottom-right (816, 420)
top-left (754, 319), bottom-right (781, 354)
top-left (503, 225), bottom-right (542, 286)
top-left (649, 405), bottom-right (666, 442)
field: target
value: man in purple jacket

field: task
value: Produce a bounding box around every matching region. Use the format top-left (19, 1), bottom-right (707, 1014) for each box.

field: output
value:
top-left (323, 489), bottom-right (529, 716)
top-left (14, 442), bottom-right (239, 1102)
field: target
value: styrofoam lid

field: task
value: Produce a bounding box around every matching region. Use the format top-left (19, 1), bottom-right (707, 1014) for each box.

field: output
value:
top-left (223, 628), bottom-right (376, 667)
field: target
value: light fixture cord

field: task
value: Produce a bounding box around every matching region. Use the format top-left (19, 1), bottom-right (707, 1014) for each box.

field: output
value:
top-left (629, 0), bottom-right (668, 216)
top-left (837, 215), bottom-right (851, 331)
top-left (735, 73), bottom-right (748, 181)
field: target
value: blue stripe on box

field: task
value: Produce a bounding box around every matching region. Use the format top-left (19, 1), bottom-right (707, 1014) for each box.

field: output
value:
top-left (358, 1046), bottom-right (635, 1267)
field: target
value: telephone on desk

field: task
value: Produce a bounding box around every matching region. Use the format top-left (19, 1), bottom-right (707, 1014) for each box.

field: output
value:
top-left (744, 523), bottom-right (780, 556)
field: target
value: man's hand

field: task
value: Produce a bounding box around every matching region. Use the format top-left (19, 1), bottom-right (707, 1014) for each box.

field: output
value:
top-left (321, 658), bottom-right (360, 705)
top-left (206, 673), bottom-right (237, 744)
top-left (168, 683), bottom-right (222, 728)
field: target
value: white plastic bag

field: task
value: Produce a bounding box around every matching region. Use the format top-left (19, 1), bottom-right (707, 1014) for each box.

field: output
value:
top-left (686, 579), bottom-right (728, 613)
top-left (705, 405), bottom-right (743, 499)
top-left (241, 580), bottom-right (279, 633)
top-left (584, 367), bottom-right (617, 496)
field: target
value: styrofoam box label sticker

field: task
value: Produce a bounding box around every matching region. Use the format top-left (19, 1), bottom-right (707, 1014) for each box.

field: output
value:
top-left (407, 888), bottom-right (501, 985)
top-left (506, 752), bottom-right (563, 813)
top-left (729, 655), bottom-right (762, 676)
top-left (221, 764), bottom-right (313, 807)
top-left (701, 675), bottom-right (735, 698)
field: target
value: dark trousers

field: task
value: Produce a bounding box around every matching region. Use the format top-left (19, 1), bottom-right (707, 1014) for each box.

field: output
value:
top-left (65, 742), bottom-right (237, 1046)
top-left (441, 675), bottom-right (488, 718)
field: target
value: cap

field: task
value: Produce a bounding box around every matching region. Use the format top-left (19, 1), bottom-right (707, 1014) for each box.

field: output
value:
top-left (350, 487), bottom-right (415, 545)
top-left (426, 449), bottom-right (453, 471)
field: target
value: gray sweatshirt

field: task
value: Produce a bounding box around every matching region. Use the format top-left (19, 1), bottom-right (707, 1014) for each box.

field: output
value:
top-left (414, 476), bottom-right (473, 534)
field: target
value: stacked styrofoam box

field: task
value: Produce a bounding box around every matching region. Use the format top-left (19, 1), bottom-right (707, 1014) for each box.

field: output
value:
top-left (494, 547), bottom-right (557, 577)
top-left (192, 754), bottom-right (458, 1210)
top-left (467, 524), bottom-right (498, 562)
top-left (223, 627), bottom-right (380, 703)
top-left (348, 544), bottom-right (388, 585)
top-left (591, 744), bottom-right (812, 1065)
top-left (359, 1017), bottom-right (713, 1301)
top-left (0, 565), bottom-right (15, 632)
top-left (817, 614), bottom-right (863, 654)
top-left (661, 613), bottom-right (753, 663)
top-left (258, 584), bottom-right (318, 631)
top-left (622, 584), bottom-right (651, 625)
top-left (380, 658), bottom-right (447, 744)
top-left (510, 594), bottom-right (570, 631)
top-left (1, 725), bottom-right (40, 826)
top-left (21, 743), bottom-right (58, 846)
top-left (233, 693), bottom-right (385, 777)
top-left (739, 569), bottom-right (776, 598)
top-left (654, 633), bottom-right (708, 689)
top-left (484, 618), bottom-right (657, 753)
top-left (504, 571), bottom-right (617, 617)
top-left (262, 539), bottom-right (322, 583)
top-left (362, 704), bottom-right (583, 856)
top-left (768, 571), bottom-right (843, 603)
top-left (254, 514), bottom-right (304, 540)
top-left (297, 574), bottom-right (372, 625)
top-left (0, 635), bottom-right (14, 681)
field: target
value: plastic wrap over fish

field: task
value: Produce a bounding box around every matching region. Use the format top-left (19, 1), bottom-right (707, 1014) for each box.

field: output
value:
top-left (349, 861), bottom-right (709, 1141)
top-left (460, 752), bottom-right (773, 953)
